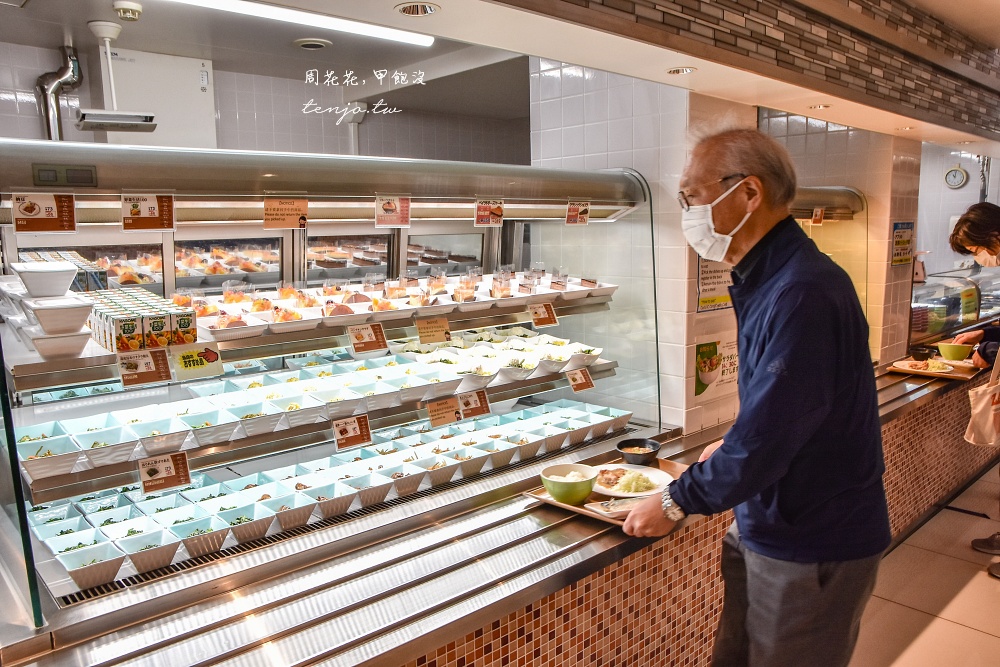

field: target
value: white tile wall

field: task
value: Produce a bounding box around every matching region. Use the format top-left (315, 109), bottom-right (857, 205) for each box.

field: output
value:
top-left (761, 108), bottom-right (917, 362)
top-left (0, 42), bottom-right (94, 142)
top-left (527, 59), bottom-right (754, 432)
top-left (917, 144), bottom-right (1000, 275)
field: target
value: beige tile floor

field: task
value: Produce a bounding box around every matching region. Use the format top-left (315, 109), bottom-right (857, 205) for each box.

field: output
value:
top-left (850, 462), bottom-right (1000, 666)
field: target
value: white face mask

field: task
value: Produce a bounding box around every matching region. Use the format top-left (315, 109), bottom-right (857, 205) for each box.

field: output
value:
top-left (975, 249), bottom-right (1000, 267)
top-left (681, 178), bottom-right (751, 263)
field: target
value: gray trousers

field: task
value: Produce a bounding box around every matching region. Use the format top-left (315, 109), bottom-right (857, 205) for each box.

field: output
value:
top-left (711, 522), bottom-right (882, 667)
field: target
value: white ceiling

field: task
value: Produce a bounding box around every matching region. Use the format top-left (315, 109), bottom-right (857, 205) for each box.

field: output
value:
top-left (3, 0), bottom-right (999, 154)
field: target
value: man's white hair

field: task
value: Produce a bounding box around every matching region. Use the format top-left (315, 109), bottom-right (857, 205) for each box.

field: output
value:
top-left (688, 126), bottom-right (798, 208)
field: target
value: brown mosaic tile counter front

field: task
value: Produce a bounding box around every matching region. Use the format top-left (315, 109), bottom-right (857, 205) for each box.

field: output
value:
top-left (402, 375), bottom-right (1000, 667)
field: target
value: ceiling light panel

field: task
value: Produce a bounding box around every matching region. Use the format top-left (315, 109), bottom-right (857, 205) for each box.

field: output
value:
top-left (158, 0), bottom-right (434, 46)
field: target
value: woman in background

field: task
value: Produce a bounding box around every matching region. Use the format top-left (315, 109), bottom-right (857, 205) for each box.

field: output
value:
top-left (948, 201), bottom-right (1000, 565)
top-left (949, 202), bottom-right (1000, 368)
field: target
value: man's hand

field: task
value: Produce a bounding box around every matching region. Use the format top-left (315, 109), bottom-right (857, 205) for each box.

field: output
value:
top-left (954, 330), bottom-right (985, 345)
top-left (699, 439), bottom-right (724, 463)
top-left (622, 493), bottom-right (676, 537)
top-left (971, 351), bottom-right (990, 369)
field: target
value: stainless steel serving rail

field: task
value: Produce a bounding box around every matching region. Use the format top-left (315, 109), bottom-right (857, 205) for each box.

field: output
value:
top-left (4, 295), bottom-right (612, 393)
top-left (2, 425), bottom-right (686, 667)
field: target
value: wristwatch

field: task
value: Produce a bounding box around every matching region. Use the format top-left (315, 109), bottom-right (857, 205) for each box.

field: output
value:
top-left (661, 486), bottom-right (687, 522)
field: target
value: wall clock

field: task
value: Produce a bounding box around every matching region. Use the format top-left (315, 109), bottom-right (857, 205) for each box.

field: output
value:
top-left (945, 165), bottom-right (969, 189)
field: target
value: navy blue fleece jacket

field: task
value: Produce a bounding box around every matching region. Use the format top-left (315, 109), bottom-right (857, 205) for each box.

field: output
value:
top-left (670, 217), bottom-right (891, 562)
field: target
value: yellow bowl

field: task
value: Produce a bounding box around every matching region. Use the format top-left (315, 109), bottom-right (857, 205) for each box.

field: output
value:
top-left (937, 342), bottom-right (973, 361)
top-left (540, 464), bottom-right (597, 506)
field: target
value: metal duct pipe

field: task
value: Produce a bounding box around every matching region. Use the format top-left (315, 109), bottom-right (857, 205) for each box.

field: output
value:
top-left (35, 46), bottom-right (82, 141)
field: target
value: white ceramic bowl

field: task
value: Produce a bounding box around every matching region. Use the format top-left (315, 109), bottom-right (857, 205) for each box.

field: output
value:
top-left (11, 261), bottom-right (77, 297)
top-left (24, 325), bottom-right (92, 359)
top-left (20, 294), bottom-right (93, 334)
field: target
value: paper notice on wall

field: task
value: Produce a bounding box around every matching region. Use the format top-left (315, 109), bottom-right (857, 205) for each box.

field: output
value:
top-left (691, 333), bottom-right (739, 403)
top-left (263, 197), bottom-right (308, 229)
top-left (892, 222), bottom-right (914, 266)
top-left (697, 257), bottom-right (734, 312)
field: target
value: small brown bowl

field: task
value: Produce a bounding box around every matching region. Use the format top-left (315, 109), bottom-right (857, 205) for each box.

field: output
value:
top-left (909, 347), bottom-right (935, 361)
top-left (616, 438), bottom-right (661, 466)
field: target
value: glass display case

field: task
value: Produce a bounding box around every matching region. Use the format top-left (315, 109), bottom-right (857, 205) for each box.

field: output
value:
top-left (0, 139), bottom-right (655, 634)
top-left (910, 274), bottom-right (980, 345)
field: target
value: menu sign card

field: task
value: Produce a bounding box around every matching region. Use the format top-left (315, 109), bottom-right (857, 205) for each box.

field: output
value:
top-left (375, 196), bottom-right (411, 228)
top-left (416, 316), bottom-right (452, 344)
top-left (122, 194), bottom-right (175, 231)
top-left (13, 193), bottom-right (76, 232)
top-left (348, 323), bottom-right (388, 354)
top-left (530, 302), bottom-right (559, 328)
top-left (171, 342), bottom-right (223, 382)
top-left (118, 349), bottom-right (172, 387)
top-left (475, 199), bottom-right (504, 227)
top-left (566, 368), bottom-right (596, 392)
top-left (138, 452), bottom-right (191, 494)
top-left (457, 390), bottom-right (490, 419)
top-left (427, 396), bottom-right (462, 428)
top-left (811, 207), bottom-right (825, 226)
top-left (565, 201), bottom-right (590, 226)
top-left (333, 415), bottom-right (372, 450)
top-left (263, 197), bottom-right (308, 229)
top-left (580, 278), bottom-right (599, 288)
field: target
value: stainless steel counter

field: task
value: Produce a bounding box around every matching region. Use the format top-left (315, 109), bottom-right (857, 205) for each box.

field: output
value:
top-left (0, 365), bottom-right (974, 666)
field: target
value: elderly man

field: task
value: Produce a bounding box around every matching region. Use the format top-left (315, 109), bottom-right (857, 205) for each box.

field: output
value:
top-left (624, 128), bottom-right (890, 667)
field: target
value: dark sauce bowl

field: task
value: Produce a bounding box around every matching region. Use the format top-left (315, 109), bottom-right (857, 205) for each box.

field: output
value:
top-left (909, 346), bottom-right (935, 361)
top-left (615, 438), bottom-right (662, 466)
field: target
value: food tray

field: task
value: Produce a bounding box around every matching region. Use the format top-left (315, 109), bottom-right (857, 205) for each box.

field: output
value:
top-left (197, 314), bottom-right (268, 341)
top-left (888, 357), bottom-right (980, 381)
top-left (522, 487), bottom-right (624, 526)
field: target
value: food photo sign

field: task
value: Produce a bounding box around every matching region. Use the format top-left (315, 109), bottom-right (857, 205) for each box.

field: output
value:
top-left (13, 193), bottom-right (76, 232)
top-left (375, 195), bottom-right (411, 228)
top-left (692, 333), bottom-right (739, 402)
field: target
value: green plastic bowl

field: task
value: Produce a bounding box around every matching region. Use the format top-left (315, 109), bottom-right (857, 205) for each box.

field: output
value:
top-left (540, 464), bottom-right (597, 506)
top-left (937, 342), bottom-right (973, 361)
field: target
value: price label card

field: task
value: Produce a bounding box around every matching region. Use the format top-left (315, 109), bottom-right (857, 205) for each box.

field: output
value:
top-left (530, 302), bottom-right (559, 328)
top-left (348, 323), bottom-right (388, 354)
top-left (566, 367), bottom-right (596, 392)
top-left (264, 197), bottom-right (309, 229)
top-left (427, 396), bottom-right (462, 428)
top-left (122, 194), bottom-right (175, 231)
top-left (811, 207), bottom-right (825, 226)
top-left (333, 415), bottom-right (372, 450)
top-left (13, 193), bottom-right (76, 232)
top-left (565, 200), bottom-right (590, 226)
top-left (416, 316), bottom-right (452, 344)
top-left (549, 276), bottom-right (567, 291)
top-left (475, 198), bottom-right (504, 227)
top-left (170, 342), bottom-right (223, 382)
top-left (117, 349), bottom-right (172, 387)
top-left (138, 452), bottom-right (191, 494)
top-left (375, 195), bottom-right (411, 228)
top-left (580, 277), bottom-right (599, 288)
top-left (457, 390), bottom-right (491, 419)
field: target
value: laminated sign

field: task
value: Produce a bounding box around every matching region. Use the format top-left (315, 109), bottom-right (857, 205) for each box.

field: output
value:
top-left (13, 193), bottom-right (75, 232)
top-left (264, 197), bottom-right (308, 229)
top-left (375, 196), bottom-right (411, 228)
top-left (122, 194), bottom-right (175, 231)
top-left (139, 452), bottom-right (190, 494)
top-left (475, 199), bottom-right (504, 227)
top-left (565, 201), bottom-right (590, 226)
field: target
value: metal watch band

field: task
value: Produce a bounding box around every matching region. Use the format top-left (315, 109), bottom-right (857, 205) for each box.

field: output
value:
top-left (661, 487), bottom-right (687, 522)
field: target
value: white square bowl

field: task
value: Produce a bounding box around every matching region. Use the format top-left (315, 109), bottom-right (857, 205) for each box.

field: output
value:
top-left (24, 325), bottom-right (92, 359)
top-left (179, 410), bottom-right (241, 447)
top-left (115, 529), bottom-right (181, 574)
top-left (11, 261), bottom-right (77, 298)
top-left (21, 294), bottom-right (93, 334)
top-left (130, 418), bottom-right (191, 455)
top-left (168, 516), bottom-right (231, 558)
top-left (338, 473), bottom-right (393, 507)
top-left (216, 504), bottom-right (275, 544)
top-left (298, 481), bottom-right (357, 519)
top-left (17, 435), bottom-right (85, 479)
top-left (265, 395), bottom-right (328, 429)
top-left (56, 542), bottom-right (126, 590)
top-left (76, 426), bottom-right (140, 468)
top-left (311, 388), bottom-right (364, 420)
top-left (258, 493), bottom-right (317, 531)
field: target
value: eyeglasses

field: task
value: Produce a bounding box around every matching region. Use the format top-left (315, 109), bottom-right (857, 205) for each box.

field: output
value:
top-left (676, 173), bottom-right (746, 211)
